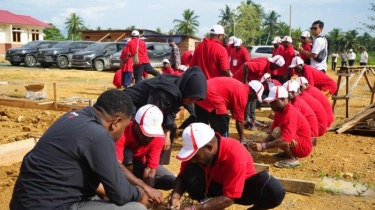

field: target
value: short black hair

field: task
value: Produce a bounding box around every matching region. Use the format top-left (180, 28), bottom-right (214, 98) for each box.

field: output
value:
top-left (312, 20), bottom-right (324, 29)
top-left (94, 89), bottom-right (134, 119)
top-left (168, 38), bottom-right (173, 42)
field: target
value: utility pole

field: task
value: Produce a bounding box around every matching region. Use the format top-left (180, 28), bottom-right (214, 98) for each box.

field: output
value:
top-left (289, 5), bottom-right (292, 36)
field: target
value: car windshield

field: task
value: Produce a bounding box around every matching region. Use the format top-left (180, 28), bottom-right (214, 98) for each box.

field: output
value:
top-left (84, 43), bottom-right (106, 51)
top-left (52, 42), bottom-right (72, 48)
top-left (21, 41), bottom-right (41, 48)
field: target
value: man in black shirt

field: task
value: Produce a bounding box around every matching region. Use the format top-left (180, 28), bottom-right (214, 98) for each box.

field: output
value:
top-left (10, 90), bottom-right (148, 210)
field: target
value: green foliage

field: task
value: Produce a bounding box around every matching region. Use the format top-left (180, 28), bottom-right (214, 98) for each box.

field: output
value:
top-left (126, 25), bottom-right (136, 30)
top-left (43, 24), bottom-right (65, 41)
top-left (362, 3), bottom-right (375, 31)
top-left (236, 3), bottom-right (262, 46)
top-left (262, 10), bottom-right (280, 45)
top-left (155, 27), bottom-right (162, 33)
top-left (173, 9), bottom-right (200, 35)
top-left (217, 4), bottom-right (237, 37)
top-left (65, 13), bottom-right (85, 41)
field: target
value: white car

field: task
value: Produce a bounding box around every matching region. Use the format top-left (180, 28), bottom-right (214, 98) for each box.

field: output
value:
top-left (248, 45), bottom-right (274, 58)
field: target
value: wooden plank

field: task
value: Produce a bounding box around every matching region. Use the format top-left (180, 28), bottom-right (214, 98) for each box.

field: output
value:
top-left (0, 138), bottom-right (39, 166)
top-left (336, 108), bottom-right (375, 134)
top-left (254, 163), bottom-right (269, 172)
top-left (343, 103), bottom-right (375, 123)
top-left (348, 68), bottom-right (366, 95)
top-left (331, 95), bottom-right (350, 100)
top-left (276, 177), bottom-right (316, 194)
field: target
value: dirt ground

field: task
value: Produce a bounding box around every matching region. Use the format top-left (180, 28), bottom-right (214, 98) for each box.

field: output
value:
top-left (0, 63), bottom-right (374, 210)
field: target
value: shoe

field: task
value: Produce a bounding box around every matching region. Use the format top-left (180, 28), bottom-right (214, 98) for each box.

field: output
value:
top-left (274, 158), bottom-right (301, 168)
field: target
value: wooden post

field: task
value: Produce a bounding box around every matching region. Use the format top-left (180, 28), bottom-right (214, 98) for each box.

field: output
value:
top-left (332, 71), bottom-right (342, 113)
top-left (53, 82), bottom-right (57, 111)
top-left (345, 73), bottom-right (349, 118)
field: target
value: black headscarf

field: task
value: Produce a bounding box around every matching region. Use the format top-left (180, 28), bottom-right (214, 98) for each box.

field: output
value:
top-left (176, 65), bottom-right (207, 100)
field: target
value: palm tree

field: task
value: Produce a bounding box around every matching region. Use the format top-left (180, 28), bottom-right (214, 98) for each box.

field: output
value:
top-left (327, 28), bottom-right (343, 52)
top-left (65, 13), bottom-right (84, 41)
top-left (155, 27), bottom-right (162, 33)
top-left (262, 11), bottom-right (280, 44)
top-left (173, 9), bottom-right (200, 35)
top-left (344, 30), bottom-right (359, 51)
top-left (218, 5), bottom-right (236, 36)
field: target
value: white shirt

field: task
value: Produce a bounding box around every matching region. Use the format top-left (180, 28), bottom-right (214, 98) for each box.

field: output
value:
top-left (360, 51), bottom-right (368, 63)
top-left (331, 53), bottom-right (338, 62)
top-left (348, 52), bottom-right (356, 60)
top-left (310, 33), bottom-right (327, 71)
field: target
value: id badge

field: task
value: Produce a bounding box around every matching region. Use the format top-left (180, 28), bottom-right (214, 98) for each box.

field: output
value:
top-left (233, 59), bottom-right (238, 66)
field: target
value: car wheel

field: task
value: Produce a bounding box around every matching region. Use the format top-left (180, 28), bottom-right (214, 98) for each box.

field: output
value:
top-left (25, 55), bottom-right (36, 67)
top-left (57, 56), bottom-right (69, 69)
top-left (10, 61), bottom-right (20, 66)
top-left (94, 59), bottom-right (104, 71)
top-left (41, 62), bottom-right (52, 68)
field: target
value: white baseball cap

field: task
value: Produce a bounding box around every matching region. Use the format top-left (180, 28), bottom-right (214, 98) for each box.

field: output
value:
top-left (301, 31), bottom-right (310, 38)
top-left (249, 80), bottom-right (264, 102)
top-left (263, 86), bottom-right (289, 102)
top-left (234, 38), bottom-right (243, 47)
top-left (177, 123), bottom-right (215, 161)
top-left (267, 55), bottom-right (285, 67)
top-left (289, 56), bottom-right (304, 68)
top-left (271, 36), bottom-right (281, 44)
top-left (135, 104), bottom-right (164, 137)
top-left (162, 59), bottom-right (170, 64)
top-left (283, 80), bottom-right (300, 92)
top-left (349, 49), bottom-right (353, 52)
top-left (178, 65), bottom-right (188, 71)
top-left (295, 76), bottom-right (309, 85)
top-left (281, 36), bottom-right (293, 43)
top-left (131, 30), bottom-right (140, 36)
top-left (260, 73), bottom-right (271, 83)
top-left (210, 24), bottom-right (226, 35)
top-left (228, 36), bottom-right (236, 44)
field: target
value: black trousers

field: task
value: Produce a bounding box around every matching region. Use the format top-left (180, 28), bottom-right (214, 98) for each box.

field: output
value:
top-left (332, 61), bottom-right (337, 70)
top-left (348, 59), bottom-right (355, 66)
top-left (180, 164), bottom-right (285, 209)
top-left (133, 63), bottom-right (160, 84)
top-left (195, 105), bottom-right (230, 137)
top-left (159, 124), bottom-right (177, 165)
top-left (123, 148), bottom-right (175, 190)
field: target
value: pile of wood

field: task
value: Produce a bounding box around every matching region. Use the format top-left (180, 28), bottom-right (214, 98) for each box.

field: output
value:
top-left (336, 103), bottom-right (375, 135)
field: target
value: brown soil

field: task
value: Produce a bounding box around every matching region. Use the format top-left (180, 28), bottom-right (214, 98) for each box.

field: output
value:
top-left (0, 63), bottom-right (374, 209)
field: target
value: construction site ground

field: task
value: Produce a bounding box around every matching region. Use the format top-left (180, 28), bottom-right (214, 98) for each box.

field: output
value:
top-left (0, 62), bottom-right (374, 210)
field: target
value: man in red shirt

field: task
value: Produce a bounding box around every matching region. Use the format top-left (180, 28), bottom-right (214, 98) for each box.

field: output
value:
top-left (289, 56), bottom-right (337, 98)
top-left (126, 30), bottom-right (160, 84)
top-left (115, 105), bottom-right (175, 190)
top-left (230, 38), bottom-right (250, 74)
top-left (300, 31), bottom-right (312, 65)
top-left (260, 72), bottom-right (282, 99)
top-left (173, 65), bottom-right (187, 76)
top-left (168, 123), bottom-right (285, 210)
top-left (119, 44), bottom-right (134, 88)
top-left (226, 36), bottom-right (236, 56)
top-left (180, 50), bottom-right (193, 66)
top-left (296, 76), bottom-right (334, 128)
top-left (276, 36), bottom-right (296, 84)
top-left (251, 86), bottom-right (313, 168)
top-left (161, 59), bottom-right (174, 74)
top-left (195, 78), bottom-right (264, 145)
top-left (271, 36), bottom-right (283, 57)
top-left (190, 25), bottom-right (230, 79)
top-left (283, 80), bottom-right (319, 145)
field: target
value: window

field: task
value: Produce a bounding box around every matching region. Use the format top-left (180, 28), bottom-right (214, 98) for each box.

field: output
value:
top-left (105, 45), bottom-right (117, 52)
top-left (12, 31), bottom-right (21, 42)
top-left (32, 33), bottom-right (39, 41)
top-left (255, 47), bottom-right (273, 54)
top-left (154, 45), bottom-right (164, 52)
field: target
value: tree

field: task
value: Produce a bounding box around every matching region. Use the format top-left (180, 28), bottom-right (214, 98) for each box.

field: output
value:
top-left (327, 28), bottom-right (344, 52)
top-left (235, 3), bottom-right (262, 46)
top-left (64, 13), bottom-right (85, 40)
top-left (156, 27), bottom-right (162, 33)
top-left (262, 10), bottom-right (280, 44)
top-left (96, 26), bottom-right (101, 30)
top-left (126, 25), bottom-right (136, 30)
top-left (275, 21), bottom-right (290, 38)
top-left (218, 4), bottom-right (236, 36)
top-left (362, 3), bottom-right (375, 32)
top-left (43, 24), bottom-right (65, 41)
top-left (173, 9), bottom-right (200, 35)
top-left (344, 30), bottom-right (359, 51)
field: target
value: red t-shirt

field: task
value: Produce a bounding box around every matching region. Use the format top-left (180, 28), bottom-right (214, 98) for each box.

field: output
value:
top-left (162, 66), bottom-right (174, 74)
top-left (195, 77), bottom-right (250, 122)
top-left (272, 45), bottom-right (284, 57)
top-left (305, 86), bottom-right (334, 127)
top-left (126, 37), bottom-right (150, 65)
top-left (299, 65), bottom-right (337, 94)
top-left (190, 38), bottom-right (229, 79)
top-left (233, 57), bottom-right (271, 82)
top-left (173, 70), bottom-right (184, 76)
top-left (115, 122), bottom-right (165, 169)
top-left (263, 79), bottom-right (281, 91)
top-left (291, 96), bottom-right (319, 138)
top-left (271, 103), bottom-right (312, 158)
top-left (120, 46), bottom-right (133, 72)
top-left (230, 46), bottom-right (250, 74)
top-left (180, 50), bottom-right (194, 66)
top-left (299, 92), bottom-right (328, 136)
top-left (275, 45), bottom-right (295, 76)
top-left (179, 134), bottom-right (257, 199)
top-left (300, 42), bottom-right (311, 61)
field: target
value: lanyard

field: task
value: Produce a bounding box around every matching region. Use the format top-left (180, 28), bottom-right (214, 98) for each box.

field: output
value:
top-left (204, 164), bottom-right (217, 198)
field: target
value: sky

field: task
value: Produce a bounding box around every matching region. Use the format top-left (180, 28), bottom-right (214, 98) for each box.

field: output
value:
top-left (2, 0), bottom-right (375, 38)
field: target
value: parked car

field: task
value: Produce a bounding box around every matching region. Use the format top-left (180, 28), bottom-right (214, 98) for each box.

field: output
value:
top-left (248, 45), bottom-right (274, 58)
top-left (70, 42), bottom-right (126, 71)
top-left (6, 40), bottom-right (60, 67)
top-left (36, 41), bottom-right (95, 68)
top-left (109, 42), bottom-right (172, 69)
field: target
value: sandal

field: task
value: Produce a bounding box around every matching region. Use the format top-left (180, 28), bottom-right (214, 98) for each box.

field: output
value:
top-left (274, 159), bottom-right (301, 168)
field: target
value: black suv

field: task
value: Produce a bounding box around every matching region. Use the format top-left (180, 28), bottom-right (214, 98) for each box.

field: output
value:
top-left (70, 42), bottom-right (126, 71)
top-left (110, 42), bottom-right (171, 69)
top-left (36, 41), bottom-right (95, 68)
top-left (6, 40), bottom-right (60, 67)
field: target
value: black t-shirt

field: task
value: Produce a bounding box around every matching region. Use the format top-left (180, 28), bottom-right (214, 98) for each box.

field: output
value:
top-left (10, 107), bottom-right (140, 210)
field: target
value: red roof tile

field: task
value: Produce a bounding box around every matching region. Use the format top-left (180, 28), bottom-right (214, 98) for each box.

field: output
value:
top-left (0, 10), bottom-right (52, 28)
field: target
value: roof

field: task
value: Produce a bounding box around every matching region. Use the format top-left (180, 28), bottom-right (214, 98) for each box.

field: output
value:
top-left (0, 10), bottom-right (52, 28)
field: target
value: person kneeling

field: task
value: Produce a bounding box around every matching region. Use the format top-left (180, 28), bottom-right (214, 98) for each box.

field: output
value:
top-left (168, 123), bottom-right (285, 210)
